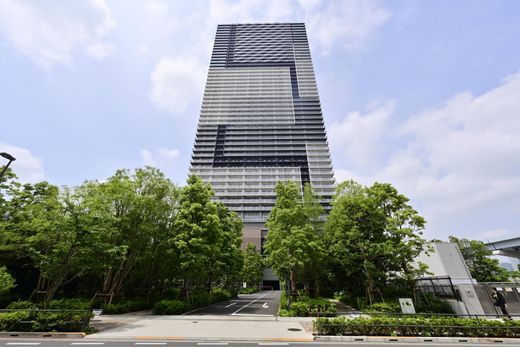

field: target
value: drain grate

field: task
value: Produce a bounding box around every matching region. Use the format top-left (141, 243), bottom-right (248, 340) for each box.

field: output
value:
top-left (287, 328), bottom-right (302, 331)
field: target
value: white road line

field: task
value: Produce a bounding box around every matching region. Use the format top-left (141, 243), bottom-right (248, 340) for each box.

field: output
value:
top-left (135, 343), bottom-right (167, 345)
top-left (231, 313), bottom-right (274, 316)
top-left (225, 302), bottom-right (237, 308)
top-left (6, 344), bottom-right (41, 346)
top-left (196, 343), bottom-right (228, 345)
top-left (231, 291), bottom-right (272, 315)
top-left (262, 302), bottom-right (269, 308)
top-left (71, 343), bottom-right (105, 345)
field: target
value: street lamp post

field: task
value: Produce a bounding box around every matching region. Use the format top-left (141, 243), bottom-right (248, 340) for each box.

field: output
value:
top-left (0, 152), bottom-right (16, 180)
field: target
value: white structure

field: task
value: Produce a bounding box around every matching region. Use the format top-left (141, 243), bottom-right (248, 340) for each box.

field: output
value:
top-left (416, 242), bottom-right (475, 284)
top-left (416, 242), bottom-right (485, 316)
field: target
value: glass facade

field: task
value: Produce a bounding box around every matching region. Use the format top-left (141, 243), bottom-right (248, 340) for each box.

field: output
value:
top-left (190, 23), bottom-right (335, 229)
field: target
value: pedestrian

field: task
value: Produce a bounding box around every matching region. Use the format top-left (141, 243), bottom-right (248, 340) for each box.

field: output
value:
top-left (492, 287), bottom-right (512, 319)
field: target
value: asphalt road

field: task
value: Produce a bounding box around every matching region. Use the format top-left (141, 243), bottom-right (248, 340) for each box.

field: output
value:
top-left (0, 340), bottom-right (508, 346)
top-left (185, 290), bottom-right (280, 316)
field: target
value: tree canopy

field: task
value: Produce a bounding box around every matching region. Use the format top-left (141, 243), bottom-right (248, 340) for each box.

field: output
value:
top-left (324, 180), bottom-right (428, 304)
top-left (0, 168), bottom-right (243, 306)
top-left (449, 236), bottom-right (509, 282)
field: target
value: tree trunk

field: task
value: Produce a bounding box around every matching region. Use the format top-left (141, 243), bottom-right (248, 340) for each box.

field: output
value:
top-left (290, 269), bottom-right (298, 300)
top-left (364, 260), bottom-right (375, 305)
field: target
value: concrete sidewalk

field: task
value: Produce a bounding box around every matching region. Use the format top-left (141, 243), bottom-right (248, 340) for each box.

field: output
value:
top-left (87, 314), bottom-right (314, 341)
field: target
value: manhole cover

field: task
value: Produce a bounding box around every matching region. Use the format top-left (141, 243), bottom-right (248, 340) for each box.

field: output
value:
top-left (288, 328), bottom-right (301, 331)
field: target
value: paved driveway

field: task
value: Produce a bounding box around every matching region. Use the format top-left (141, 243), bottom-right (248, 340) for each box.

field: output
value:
top-left (186, 291), bottom-right (280, 317)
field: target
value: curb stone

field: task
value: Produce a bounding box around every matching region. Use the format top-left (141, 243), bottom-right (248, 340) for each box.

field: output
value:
top-left (314, 335), bottom-right (520, 344)
top-left (0, 332), bottom-right (85, 338)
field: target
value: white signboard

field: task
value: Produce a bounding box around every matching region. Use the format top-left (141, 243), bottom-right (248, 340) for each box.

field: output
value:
top-left (399, 298), bottom-right (416, 314)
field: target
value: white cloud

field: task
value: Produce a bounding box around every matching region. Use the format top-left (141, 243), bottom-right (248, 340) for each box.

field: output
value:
top-left (158, 148), bottom-right (180, 160)
top-left (478, 229), bottom-right (513, 242)
top-left (150, 54), bottom-right (206, 114)
top-left (0, 0), bottom-right (116, 69)
top-left (303, 0), bottom-right (391, 54)
top-left (147, 0), bottom-right (391, 115)
top-left (87, 41), bottom-right (114, 59)
top-left (0, 144), bottom-right (45, 183)
top-left (329, 100), bottom-right (394, 169)
top-left (332, 71), bottom-right (520, 240)
top-left (140, 149), bottom-right (155, 166)
top-left (141, 147), bottom-right (181, 166)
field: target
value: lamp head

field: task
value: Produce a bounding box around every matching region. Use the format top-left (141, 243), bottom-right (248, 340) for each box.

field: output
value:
top-left (0, 152), bottom-right (16, 161)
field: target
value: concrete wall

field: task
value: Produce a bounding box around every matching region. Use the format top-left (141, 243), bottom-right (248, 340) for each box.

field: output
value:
top-left (416, 242), bottom-right (473, 281)
top-left (242, 223), bottom-right (264, 251)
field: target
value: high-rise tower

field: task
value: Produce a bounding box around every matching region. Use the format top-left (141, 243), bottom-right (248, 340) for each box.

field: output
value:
top-left (190, 23), bottom-right (335, 255)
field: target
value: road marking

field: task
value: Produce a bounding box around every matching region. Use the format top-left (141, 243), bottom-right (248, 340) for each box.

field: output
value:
top-left (71, 344), bottom-right (105, 345)
top-left (225, 302), bottom-right (237, 308)
top-left (135, 344), bottom-right (167, 345)
top-left (6, 344), bottom-right (41, 346)
top-left (196, 343), bottom-right (228, 346)
top-left (262, 302), bottom-right (269, 308)
top-left (136, 336), bottom-right (182, 340)
top-left (232, 313), bottom-right (274, 316)
top-left (231, 291), bottom-right (272, 315)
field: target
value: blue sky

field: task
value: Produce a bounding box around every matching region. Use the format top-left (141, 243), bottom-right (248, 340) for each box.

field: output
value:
top-left (1, 0), bottom-right (520, 242)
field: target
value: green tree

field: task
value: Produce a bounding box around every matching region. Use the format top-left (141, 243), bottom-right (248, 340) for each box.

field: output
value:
top-left (324, 180), bottom-right (427, 304)
top-left (264, 181), bottom-right (323, 298)
top-left (170, 175), bottom-right (222, 299)
top-left (92, 167), bottom-right (179, 302)
top-left (241, 243), bottom-right (263, 288)
top-left (1, 181), bottom-right (102, 306)
top-left (0, 266), bottom-right (15, 297)
top-left (448, 236), bottom-right (509, 282)
top-left (213, 202), bottom-right (243, 289)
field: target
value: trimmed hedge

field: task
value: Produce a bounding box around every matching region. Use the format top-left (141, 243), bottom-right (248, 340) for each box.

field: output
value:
top-left (239, 287), bottom-right (259, 294)
top-left (7, 299), bottom-right (91, 310)
top-left (103, 299), bottom-right (150, 314)
top-left (281, 297), bottom-right (336, 317)
top-left (0, 310), bottom-right (93, 332)
top-left (6, 301), bottom-right (37, 310)
top-left (48, 298), bottom-right (91, 310)
top-left (153, 300), bottom-right (189, 315)
top-left (314, 316), bottom-right (520, 338)
top-left (153, 288), bottom-right (236, 315)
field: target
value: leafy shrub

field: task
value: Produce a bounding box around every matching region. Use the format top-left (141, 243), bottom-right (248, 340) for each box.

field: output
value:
top-left (103, 299), bottom-right (151, 314)
top-left (152, 289), bottom-right (236, 315)
top-left (0, 310), bottom-right (92, 332)
top-left (211, 288), bottom-right (235, 302)
top-left (367, 301), bottom-right (400, 313)
top-left (190, 292), bottom-right (211, 308)
top-left (282, 297), bottom-right (336, 317)
top-left (7, 298), bottom-right (92, 311)
top-left (239, 287), bottom-right (259, 294)
top-left (48, 298), bottom-right (91, 310)
top-left (314, 316), bottom-right (520, 338)
top-left (416, 294), bottom-right (454, 314)
top-left (7, 300), bottom-right (37, 309)
top-left (0, 311), bottom-right (32, 331)
top-left (153, 300), bottom-right (189, 315)
top-left (0, 267), bottom-right (15, 297)
top-left (339, 295), bottom-right (366, 310)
